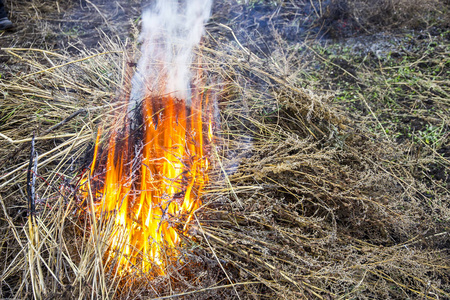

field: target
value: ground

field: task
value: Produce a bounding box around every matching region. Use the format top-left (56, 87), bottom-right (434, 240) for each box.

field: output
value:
top-left (0, 0), bottom-right (449, 299)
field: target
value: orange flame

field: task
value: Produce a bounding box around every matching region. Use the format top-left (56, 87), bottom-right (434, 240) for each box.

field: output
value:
top-left (84, 87), bottom-right (213, 274)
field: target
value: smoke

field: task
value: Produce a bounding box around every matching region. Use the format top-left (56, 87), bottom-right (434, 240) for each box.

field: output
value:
top-left (129, 0), bottom-right (212, 110)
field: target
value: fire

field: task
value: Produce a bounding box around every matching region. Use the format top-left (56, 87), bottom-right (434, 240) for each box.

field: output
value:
top-left (79, 0), bottom-right (214, 274)
top-left (83, 88), bottom-right (213, 274)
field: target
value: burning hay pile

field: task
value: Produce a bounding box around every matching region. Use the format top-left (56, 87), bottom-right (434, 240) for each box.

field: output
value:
top-left (1, 0), bottom-right (449, 299)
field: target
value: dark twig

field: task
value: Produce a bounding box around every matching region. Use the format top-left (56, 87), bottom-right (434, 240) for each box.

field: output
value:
top-left (27, 135), bottom-right (37, 218)
top-left (42, 109), bottom-right (87, 135)
top-left (4, 109), bottom-right (87, 163)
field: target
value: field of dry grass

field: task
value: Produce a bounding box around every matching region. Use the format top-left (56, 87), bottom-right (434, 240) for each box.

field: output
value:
top-left (1, 0), bottom-right (449, 299)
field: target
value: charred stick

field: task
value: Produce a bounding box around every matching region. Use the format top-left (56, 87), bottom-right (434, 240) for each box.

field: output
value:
top-left (32, 149), bottom-right (38, 213)
top-left (42, 108), bottom-right (86, 135)
top-left (4, 109), bottom-right (87, 163)
top-left (27, 135), bottom-right (37, 218)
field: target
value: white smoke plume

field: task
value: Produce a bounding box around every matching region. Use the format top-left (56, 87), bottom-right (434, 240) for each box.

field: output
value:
top-left (129, 0), bottom-right (212, 110)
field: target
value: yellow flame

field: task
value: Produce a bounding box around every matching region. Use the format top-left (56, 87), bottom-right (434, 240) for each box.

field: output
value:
top-left (84, 90), bottom-right (212, 274)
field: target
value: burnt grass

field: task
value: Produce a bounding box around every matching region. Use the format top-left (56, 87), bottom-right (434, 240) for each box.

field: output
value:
top-left (1, 0), bottom-right (450, 299)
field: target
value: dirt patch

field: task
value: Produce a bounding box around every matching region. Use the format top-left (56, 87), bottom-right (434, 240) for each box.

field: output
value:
top-left (322, 0), bottom-right (450, 37)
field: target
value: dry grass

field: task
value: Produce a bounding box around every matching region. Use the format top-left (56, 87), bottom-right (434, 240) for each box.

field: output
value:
top-left (195, 32), bottom-right (450, 298)
top-left (0, 35), bottom-right (135, 298)
top-left (0, 0), bottom-right (449, 299)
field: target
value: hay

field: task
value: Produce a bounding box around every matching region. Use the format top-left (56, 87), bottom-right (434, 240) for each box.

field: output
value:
top-left (1, 0), bottom-right (449, 299)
